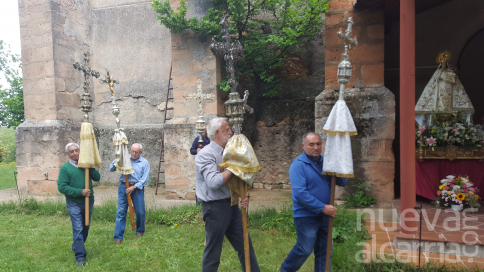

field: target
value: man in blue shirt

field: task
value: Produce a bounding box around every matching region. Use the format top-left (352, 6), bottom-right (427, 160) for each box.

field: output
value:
top-left (281, 133), bottom-right (347, 272)
top-left (109, 143), bottom-right (150, 244)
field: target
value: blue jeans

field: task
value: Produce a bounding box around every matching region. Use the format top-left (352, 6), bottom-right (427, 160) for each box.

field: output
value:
top-left (66, 199), bottom-right (94, 261)
top-left (114, 183), bottom-right (145, 240)
top-left (281, 216), bottom-right (332, 272)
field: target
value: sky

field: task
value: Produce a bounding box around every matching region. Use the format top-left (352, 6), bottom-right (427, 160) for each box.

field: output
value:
top-left (0, 0), bottom-right (21, 89)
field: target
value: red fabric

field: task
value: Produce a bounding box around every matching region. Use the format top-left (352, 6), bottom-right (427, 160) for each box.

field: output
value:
top-left (416, 157), bottom-right (484, 200)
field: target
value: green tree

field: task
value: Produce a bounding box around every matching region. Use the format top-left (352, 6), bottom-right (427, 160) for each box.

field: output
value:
top-left (0, 127), bottom-right (16, 162)
top-left (152, 0), bottom-right (329, 97)
top-left (0, 40), bottom-right (24, 128)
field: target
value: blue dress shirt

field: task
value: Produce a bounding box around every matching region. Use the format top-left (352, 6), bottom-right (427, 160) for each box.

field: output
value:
top-left (109, 155), bottom-right (150, 189)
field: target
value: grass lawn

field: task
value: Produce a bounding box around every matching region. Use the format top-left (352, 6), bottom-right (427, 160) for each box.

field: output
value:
top-left (0, 162), bottom-right (17, 190)
top-left (0, 200), bottom-right (475, 272)
top-left (0, 214), bottom-right (315, 271)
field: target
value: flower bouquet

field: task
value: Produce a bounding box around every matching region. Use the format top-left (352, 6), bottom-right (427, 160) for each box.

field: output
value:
top-left (435, 175), bottom-right (480, 212)
top-left (416, 112), bottom-right (482, 150)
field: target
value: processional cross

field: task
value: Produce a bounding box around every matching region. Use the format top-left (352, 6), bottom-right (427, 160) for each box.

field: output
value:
top-left (209, 15), bottom-right (253, 135)
top-left (183, 79), bottom-right (215, 115)
top-left (99, 68), bottom-right (119, 98)
top-left (183, 79), bottom-right (215, 143)
top-left (73, 51), bottom-right (100, 122)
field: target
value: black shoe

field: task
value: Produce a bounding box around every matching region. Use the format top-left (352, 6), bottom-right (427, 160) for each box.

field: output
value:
top-left (76, 260), bottom-right (86, 266)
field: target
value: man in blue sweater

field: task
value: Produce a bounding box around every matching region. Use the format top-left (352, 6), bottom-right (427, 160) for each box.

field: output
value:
top-left (281, 132), bottom-right (347, 272)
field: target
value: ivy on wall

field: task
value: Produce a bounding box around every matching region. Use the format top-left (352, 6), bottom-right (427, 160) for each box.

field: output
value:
top-left (152, 0), bottom-right (329, 97)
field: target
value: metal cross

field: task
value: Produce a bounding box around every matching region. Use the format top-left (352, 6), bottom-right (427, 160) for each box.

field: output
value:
top-left (209, 15), bottom-right (244, 94)
top-left (337, 17), bottom-right (358, 60)
top-left (99, 68), bottom-right (119, 97)
top-left (73, 51), bottom-right (100, 121)
top-left (73, 51), bottom-right (100, 93)
top-left (183, 79), bottom-right (215, 115)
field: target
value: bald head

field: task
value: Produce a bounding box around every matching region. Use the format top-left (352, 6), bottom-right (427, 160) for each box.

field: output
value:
top-left (131, 143), bottom-right (143, 160)
top-left (302, 132), bottom-right (322, 158)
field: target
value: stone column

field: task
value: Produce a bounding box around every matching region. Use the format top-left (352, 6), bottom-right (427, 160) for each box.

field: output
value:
top-left (316, 1), bottom-right (395, 207)
top-left (16, 0), bottom-right (92, 195)
top-left (164, 0), bottom-right (222, 199)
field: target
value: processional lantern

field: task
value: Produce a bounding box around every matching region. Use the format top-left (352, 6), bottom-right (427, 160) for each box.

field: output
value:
top-left (209, 15), bottom-right (252, 135)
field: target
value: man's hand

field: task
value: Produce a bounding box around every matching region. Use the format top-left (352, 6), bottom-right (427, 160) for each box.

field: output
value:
top-left (126, 186), bottom-right (136, 196)
top-left (82, 189), bottom-right (91, 197)
top-left (239, 197), bottom-right (249, 209)
top-left (196, 148), bottom-right (202, 153)
top-left (322, 205), bottom-right (337, 218)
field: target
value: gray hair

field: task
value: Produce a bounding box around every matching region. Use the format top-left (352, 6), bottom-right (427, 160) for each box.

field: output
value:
top-left (65, 143), bottom-right (79, 153)
top-left (132, 143), bottom-right (143, 151)
top-left (302, 132), bottom-right (321, 145)
top-left (207, 117), bottom-right (228, 140)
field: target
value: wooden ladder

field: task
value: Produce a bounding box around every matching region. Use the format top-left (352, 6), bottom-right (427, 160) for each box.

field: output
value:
top-left (155, 65), bottom-right (174, 195)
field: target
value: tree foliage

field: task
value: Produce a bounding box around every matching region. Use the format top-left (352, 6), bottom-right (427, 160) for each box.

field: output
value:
top-left (0, 40), bottom-right (24, 128)
top-left (152, 0), bottom-right (329, 96)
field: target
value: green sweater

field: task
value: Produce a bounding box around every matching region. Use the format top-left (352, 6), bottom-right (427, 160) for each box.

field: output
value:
top-left (57, 162), bottom-right (101, 204)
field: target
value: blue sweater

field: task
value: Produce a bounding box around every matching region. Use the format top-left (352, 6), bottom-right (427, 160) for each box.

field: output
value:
top-left (289, 152), bottom-right (347, 218)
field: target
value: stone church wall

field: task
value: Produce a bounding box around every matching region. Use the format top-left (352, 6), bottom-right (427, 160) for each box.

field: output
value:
top-left (16, 0), bottom-right (171, 195)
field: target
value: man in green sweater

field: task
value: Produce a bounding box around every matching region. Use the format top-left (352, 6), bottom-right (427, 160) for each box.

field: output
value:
top-left (57, 143), bottom-right (101, 266)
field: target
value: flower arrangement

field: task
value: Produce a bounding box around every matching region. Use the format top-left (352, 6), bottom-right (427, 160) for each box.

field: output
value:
top-left (435, 175), bottom-right (480, 209)
top-left (416, 112), bottom-right (482, 150)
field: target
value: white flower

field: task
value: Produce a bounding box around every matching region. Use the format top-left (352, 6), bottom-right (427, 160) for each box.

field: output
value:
top-left (461, 178), bottom-right (469, 183)
top-left (446, 175), bottom-right (455, 179)
top-left (442, 190), bottom-right (448, 195)
top-left (453, 185), bottom-right (460, 191)
top-left (441, 179), bottom-right (449, 184)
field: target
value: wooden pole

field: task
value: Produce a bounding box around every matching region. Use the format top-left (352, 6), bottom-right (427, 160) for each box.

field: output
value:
top-left (125, 175), bottom-right (136, 231)
top-left (85, 168), bottom-right (90, 226)
top-left (325, 175), bottom-right (336, 271)
top-left (239, 179), bottom-right (250, 272)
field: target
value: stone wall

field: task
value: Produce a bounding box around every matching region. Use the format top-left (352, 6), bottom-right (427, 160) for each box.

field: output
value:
top-left (16, 0), bottom-right (171, 195)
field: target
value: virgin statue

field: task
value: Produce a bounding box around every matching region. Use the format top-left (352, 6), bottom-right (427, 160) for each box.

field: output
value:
top-left (415, 51), bottom-right (474, 125)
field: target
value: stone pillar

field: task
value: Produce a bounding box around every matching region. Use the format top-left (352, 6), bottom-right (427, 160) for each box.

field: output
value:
top-left (316, 1), bottom-right (395, 207)
top-left (16, 0), bottom-right (91, 195)
top-left (164, 0), bottom-right (221, 199)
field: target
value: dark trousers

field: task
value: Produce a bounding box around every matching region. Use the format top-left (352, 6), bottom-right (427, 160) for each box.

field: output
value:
top-left (281, 216), bottom-right (332, 272)
top-left (202, 200), bottom-right (260, 272)
top-left (66, 199), bottom-right (94, 261)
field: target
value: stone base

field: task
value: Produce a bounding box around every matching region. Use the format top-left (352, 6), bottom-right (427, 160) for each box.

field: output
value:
top-left (315, 87), bottom-right (395, 207)
top-left (163, 123), bottom-right (197, 199)
top-left (16, 120), bottom-right (165, 196)
top-left (16, 120), bottom-right (82, 196)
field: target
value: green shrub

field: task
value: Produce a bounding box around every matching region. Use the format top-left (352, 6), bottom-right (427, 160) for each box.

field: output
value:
top-left (343, 182), bottom-right (376, 208)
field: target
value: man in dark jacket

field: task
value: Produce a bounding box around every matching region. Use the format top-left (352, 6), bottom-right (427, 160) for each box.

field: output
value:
top-left (281, 132), bottom-right (347, 272)
top-left (190, 129), bottom-right (211, 155)
top-left (57, 143), bottom-right (101, 266)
